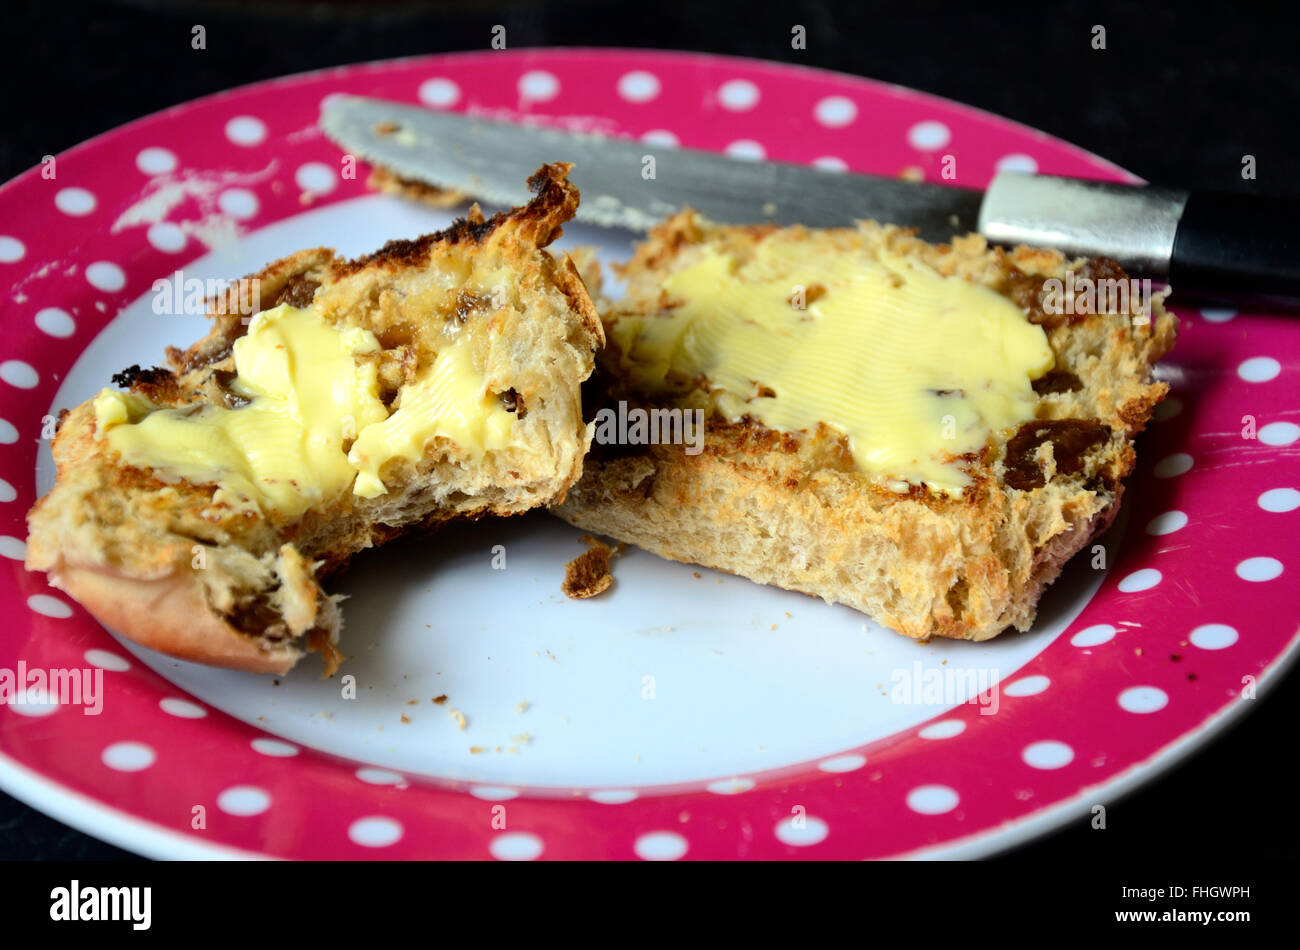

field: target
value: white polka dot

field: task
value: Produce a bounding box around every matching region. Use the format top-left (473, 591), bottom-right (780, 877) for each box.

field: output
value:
top-left (618, 70), bottom-right (661, 103)
top-left (640, 129), bottom-right (679, 148)
top-left (160, 697), bottom-right (206, 719)
top-left (85, 261), bottom-right (126, 292)
top-left (0, 236), bottom-right (24, 263)
top-left (1238, 357), bottom-right (1281, 382)
top-left (0, 479), bottom-right (15, 503)
top-left (27, 594), bottom-right (72, 618)
top-left (35, 307), bottom-right (75, 337)
top-left (1, 361), bottom-right (38, 389)
top-left (775, 814), bottom-right (829, 846)
top-left (1152, 397), bottom-right (1183, 422)
top-left (1022, 740), bottom-right (1074, 769)
top-left (908, 120), bottom-right (951, 150)
top-left (102, 741), bottom-right (156, 771)
top-left (1259, 422), bottom-right (1300, 446)
top-left (717, 79), bottom-right (760, 110)
top-left (295, 162), bottom-right (337, 195)
top-left (355, 767), bottom-right (405, 785)
top-left (919, 719), bottom-right (966, 739)
top-left (706, 777), bottom-right (755, 794)
top-left (588, 789), bottom-right (637, 804)
top-left (0, 536), bottom-right (25, 560)
top-left (518, 70), bottom-right (559, 102)
top-left (1071, 624), bottom-right (1117, 647)
top-left (1118, 686), bottom-right (1168, 714)
top-left (147, 222), bottom-right (186, 253)
top-left (136, 147), bottom-right (178, 174)
top-left (0, 419), bottom-right (17, 443)
top-left (1259, 488), bottom-right (1300, 513)
top-left (218, 188), bottom-right (259, 220)
top-left (55, 187), bottom-right (96, 216)
top-left (725, 139), bottom-right (765, 161)
top-left (418, 77), bottom-right (460, 108)
top-left (1154, 453), bottom-right (1193, 478)
top-left (814, 95), bottom-right (857, 127)
top-left (1146, 510), bottom-right (1188, 535)
top-left (907, 784), bottom-right (959, 815)
top-left (349, 816), bottom-right (403, 848)
top-left (812, 156), bottom-right (848, 173)
top-left (1236, 556), bottom-right (1282, 582)
top-left (996, 153), bottom-right (1039, 173)
top-left (6, 687), bottom-right (59, 717)
top-left (250, 738), bottom-right (299, 757)
top-left (1003, 675), bottom-right (1050, 697)
top-left (469, 786), bottom-right (518, 801)
top-left (218, 785), bottom-right (271, 816)
top-left (634, 831), bottom-right (688, 861)
top-left (1118, 568), bottom-right (1162, 593)
top-left (1189, 623), bottom-right (1238, 650)
top-left (491, 831), bottom-right (544, 861)
top-left (225, 116), bottom-right (267, 146)
top-left (1200, 307), bottom-right (1236, 323)
top-left (817, 754), bottom-right (866, 773)
top-left (84, 649), bottom-right (130, 671)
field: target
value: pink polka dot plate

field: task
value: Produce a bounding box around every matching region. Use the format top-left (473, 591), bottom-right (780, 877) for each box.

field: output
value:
top-left (1, 49), bottom-right (1296, 860)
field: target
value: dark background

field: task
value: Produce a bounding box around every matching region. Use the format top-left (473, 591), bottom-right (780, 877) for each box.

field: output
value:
top-left (1, 0), bottom-right (1295, 861)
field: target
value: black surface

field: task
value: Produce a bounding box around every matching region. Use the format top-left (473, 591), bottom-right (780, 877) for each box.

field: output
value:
top-left (1, 0), bottom-right (1296, 863)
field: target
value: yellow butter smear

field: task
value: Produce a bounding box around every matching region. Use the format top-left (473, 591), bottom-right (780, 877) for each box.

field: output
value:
top-left (611, 236), bottom-right (1055, 492)
top-left (94, 303), bottom-right (521, 516)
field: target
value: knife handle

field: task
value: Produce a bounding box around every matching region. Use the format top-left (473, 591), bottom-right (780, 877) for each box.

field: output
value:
top-left (1170, 190), bottom-right (1300, 301)
top-left (979, 173), bottom-right (1300, 309)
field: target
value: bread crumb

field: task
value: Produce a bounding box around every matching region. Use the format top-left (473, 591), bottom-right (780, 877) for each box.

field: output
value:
top-left (400, 714), bottom-right (410, 724)
top-left (562, 535), bottom-right (616, 598)
top-left (448, 708), bottom-right (467, 729)
top-left (515, 701), bottom-right (530, 714)
top-left (784, 611), bottom-right (792, 618)
top-left (693, 571), bottom-right (701, 578)
top-left (899, 165), bottom-right (925, 182)
top-left (770, 623), bottom-right (777, 630)
top-left (511, 733), bottom-right (532, 744)
top-left (407, 699), bottom-right (418, 705)
top-left (469, 746), bottom-right (487, 754)
top-left (432, 694), bottom-right (447, 705)
top-left (368, 165), bottom-right (466, 207)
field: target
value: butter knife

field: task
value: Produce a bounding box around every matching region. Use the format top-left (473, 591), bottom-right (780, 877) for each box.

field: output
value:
top-left (321, 95), bottom-right (1300, 305)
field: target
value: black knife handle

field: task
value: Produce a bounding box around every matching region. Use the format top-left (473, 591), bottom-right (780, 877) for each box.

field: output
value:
top-left (1170, 190), bottom-right (1300, 301)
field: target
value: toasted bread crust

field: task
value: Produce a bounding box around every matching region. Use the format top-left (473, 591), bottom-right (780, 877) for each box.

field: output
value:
top-left (28, 164), bottom-right (602, 672)
top-left (53, 565), bottom-right (301, 674)
top-left (558, 212), bottom-right (1176, 641)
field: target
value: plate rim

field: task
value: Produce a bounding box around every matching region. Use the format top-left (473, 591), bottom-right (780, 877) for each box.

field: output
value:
top-left (1, 46), bottom-right (1291, 860)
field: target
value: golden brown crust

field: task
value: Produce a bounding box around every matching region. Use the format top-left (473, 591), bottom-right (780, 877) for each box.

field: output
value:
top-left (559, 211), bottom-right (1177, 641)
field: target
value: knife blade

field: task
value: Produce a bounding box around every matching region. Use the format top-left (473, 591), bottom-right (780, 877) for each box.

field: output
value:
top-left (321, 95), bottom-right (1300, 304)
top-left (320, 95), bottom-right (983, 242)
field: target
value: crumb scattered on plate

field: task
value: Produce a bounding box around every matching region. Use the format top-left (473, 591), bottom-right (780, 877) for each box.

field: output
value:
top-left (562, 535), bottom-right (616, 599)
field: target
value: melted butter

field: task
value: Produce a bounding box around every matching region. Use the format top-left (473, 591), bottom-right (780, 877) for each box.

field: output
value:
top-left (611, 235), bottom-right (1054, 492)
top-left (94, 302), bottom-right (523, 515)
top-left (349, 334), bottom-right (521, 497)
